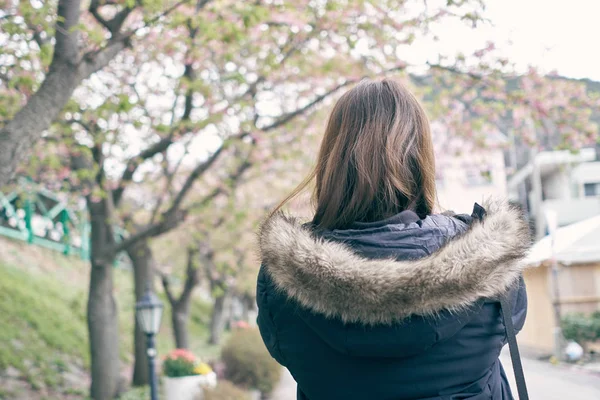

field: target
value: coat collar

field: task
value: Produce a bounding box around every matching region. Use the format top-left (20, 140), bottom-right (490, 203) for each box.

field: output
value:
top-left (258, 199), bottom-right (532, 325)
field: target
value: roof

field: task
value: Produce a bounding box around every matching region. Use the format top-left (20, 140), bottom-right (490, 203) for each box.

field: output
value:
top-left (522, 214), bottom-right (600, 266)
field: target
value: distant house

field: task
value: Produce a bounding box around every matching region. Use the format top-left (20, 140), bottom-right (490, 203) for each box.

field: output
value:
top-left (519, 215), bottom-right (600, 354)
top-left (432, 122), bottom-right (509, 213)
top-left (507, 147), bottom-right (600, 239)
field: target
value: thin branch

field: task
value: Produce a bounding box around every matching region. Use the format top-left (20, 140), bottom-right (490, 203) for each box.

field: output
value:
top-left (64, 118), bottom-right (94, 133)
top-left (28, 24), bottom-right (49, 48)
top-left (81, 38), bottom-right (128, 76)
top-left (112, 0), bottom-right (203, 205)
top-left (108, 218), bottom-right (174, 255)
top-left (0, 13), bottom-right (16, 21)
top-left (129, 0), bottom-right (193, 37)
top-left (427, 62), bottom-right (485, 81)
top-left (261, 81), bottom-right (351, 132)
top-left (107, 140), bottom-right (250, 257)
top-left (88, 0), bottom-right (111, 31)
top-left (178, 247), bottom-right (200, 305)
top-left (261, 64), bottom-right (408, 132)
top-left (161, 273), bottom-right (176, 306)
top-left (89, 0), bottom-right (135, 35)
top-left (149, 142), bottom-right (191, 224)
top-left (106, 148), bottom-right (226, 255)
top-left (83, 0), bottom-right (192, 74)
top-left (112, 136), bottom-right (174, 206)
top-left (170, 146), bottom-right (225, 212)
top-left (186, 150), bottom-right (253, 212)
top-left (186, 186), bottom-right (224, 213)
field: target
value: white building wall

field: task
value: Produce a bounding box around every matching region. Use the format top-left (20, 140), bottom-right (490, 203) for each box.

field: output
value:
top-left (436, 148), bottom-right (508, 214)
top-left (572, 162), bottom-right (600, 198)
top-left (542, 168), bottom-right (572, 200)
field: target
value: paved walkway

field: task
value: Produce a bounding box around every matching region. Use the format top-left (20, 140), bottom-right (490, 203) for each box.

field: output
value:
top-left (500, 352), bottom-right (600, 399)
top-left (269, 352), bottom-right (600, 400)
top-left (269, 368), bottom-right (296, 400)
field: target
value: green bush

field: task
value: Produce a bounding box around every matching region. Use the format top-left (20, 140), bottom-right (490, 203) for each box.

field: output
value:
top-left (561, 312), bottom-right (600, 345)
top-left (221, 328), bottom-right (281, 394)
top-left (202, 380), bottom-right (251, 400)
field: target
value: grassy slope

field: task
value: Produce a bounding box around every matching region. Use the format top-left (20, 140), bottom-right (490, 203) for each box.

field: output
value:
top-left (0, 236), bottom-right (217, 399)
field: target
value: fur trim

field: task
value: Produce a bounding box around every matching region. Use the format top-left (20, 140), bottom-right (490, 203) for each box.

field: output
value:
top-left (258, 199), bottom-right (532, 325)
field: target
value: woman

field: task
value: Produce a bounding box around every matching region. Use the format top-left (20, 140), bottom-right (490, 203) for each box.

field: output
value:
top-left (257, 79), bottom-right (530, 400)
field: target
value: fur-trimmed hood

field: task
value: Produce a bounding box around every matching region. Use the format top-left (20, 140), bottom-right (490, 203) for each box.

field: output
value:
top-left (258, 200), bottom-right (532, 325)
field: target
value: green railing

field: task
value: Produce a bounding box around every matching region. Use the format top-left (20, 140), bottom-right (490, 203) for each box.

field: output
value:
top-left (0, 178), bottom-right (129, 267)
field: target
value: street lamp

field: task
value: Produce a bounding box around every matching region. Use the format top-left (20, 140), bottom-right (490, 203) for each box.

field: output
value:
top-left (544, 208), bottom-right (564, 361)
top-left (136, 284), bottom-right (164, 400)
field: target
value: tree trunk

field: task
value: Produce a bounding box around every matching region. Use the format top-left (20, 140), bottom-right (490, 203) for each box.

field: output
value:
top-left (172, 301), bottom-right (190, 349)
top-left (127, 239), bottom-right (155, 386)
top-left (162, 247), bottom-right (199, 349)
top-left (209, 294), bottom-right (230, 345)
top-left (87, 201), bottom-right (121, 400)
top-left (241, 294), bottom-right (255, 322)
top-left (0, 0), bottom-right (127, 188)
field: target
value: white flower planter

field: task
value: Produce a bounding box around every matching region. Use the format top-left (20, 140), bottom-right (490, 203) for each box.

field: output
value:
top-left (164, 373), bottom-right (217, 400)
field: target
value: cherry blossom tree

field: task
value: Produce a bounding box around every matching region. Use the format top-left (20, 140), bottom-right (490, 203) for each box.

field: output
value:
top-left (4, 1), bottom-right (600, 399)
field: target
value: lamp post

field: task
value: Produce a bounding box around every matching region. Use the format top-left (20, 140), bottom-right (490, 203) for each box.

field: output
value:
top-left (136, 284), bottom-right (164, 400)
top-left (544, 208), bottom-right (564, 361)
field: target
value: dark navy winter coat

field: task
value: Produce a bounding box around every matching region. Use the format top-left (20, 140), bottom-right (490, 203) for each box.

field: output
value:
top-left (257, 201), bottom-right (530, 400)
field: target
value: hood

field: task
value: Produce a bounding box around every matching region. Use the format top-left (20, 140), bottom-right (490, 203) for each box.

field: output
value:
top-left (316, 209), bottom-right (470, 261)
top-left (258, 199), bottom-right (531, 325)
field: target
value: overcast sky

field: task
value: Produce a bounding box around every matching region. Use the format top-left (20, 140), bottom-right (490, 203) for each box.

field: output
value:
top-left (407, 0), bottom-right (598, 81)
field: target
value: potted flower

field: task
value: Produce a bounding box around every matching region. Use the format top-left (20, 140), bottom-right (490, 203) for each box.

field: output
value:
top-left (163, 349), bottom-right (217, 400)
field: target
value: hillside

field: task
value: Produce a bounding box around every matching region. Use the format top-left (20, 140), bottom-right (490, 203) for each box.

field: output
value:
top-left (0, 236), bottom-right (216, 400)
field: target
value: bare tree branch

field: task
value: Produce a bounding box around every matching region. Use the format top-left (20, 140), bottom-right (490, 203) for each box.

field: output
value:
top-left (113, 3), bottom-right (202, 204)
top-left (427, 62), bottom-right (484, 81)
top-left (107, 142), bottom-right (250, 257)
top-left (170, 146), bottom-right (225, 212)
top-left (261, 64), bottom-right (409, 132)
top-left (177, 247), bottom-right (201, 306)
top-left (106, 150), bottom-right (223, 255)
top-left (83, 0), bottom-right (192, 75)
top-left (89, 0), bottom-right (135, 36)
top-left (149, 142), bottom-right (191, 224)
top-left (112, 136), bottom-right (174, 206)
top-left (88, 0), bottom-right (111, 31)
top-left (186, 155), bottom-right (252, 212)
top-left (161, 273), bottom-right (176, 306)
top-left (81, 38), bottom-right (128, 77)
top-left (261, 81), bottom-right (351, 132)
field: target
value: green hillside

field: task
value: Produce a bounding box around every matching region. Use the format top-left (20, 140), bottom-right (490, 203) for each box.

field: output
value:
top-left (0, 237), bottom-right (216, 400)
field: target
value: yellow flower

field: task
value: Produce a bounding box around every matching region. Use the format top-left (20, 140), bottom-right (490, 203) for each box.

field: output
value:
top-left (193, 362), bottom-right (212, 375)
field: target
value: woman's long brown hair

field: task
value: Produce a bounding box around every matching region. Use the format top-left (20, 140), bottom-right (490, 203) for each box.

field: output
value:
top-left (273, 78), bottom-right (437, 230)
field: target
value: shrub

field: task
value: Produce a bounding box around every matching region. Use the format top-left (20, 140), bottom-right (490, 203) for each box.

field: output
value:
top-left (202, 380), bottom-right (251, 400)
top-left (561, 312), bottom-right (600, 346)
top-left (221, 328), bottom-right (281, 394)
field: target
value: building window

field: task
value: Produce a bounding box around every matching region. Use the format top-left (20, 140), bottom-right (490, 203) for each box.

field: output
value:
top-left (584, 182), bottom-right (600, 197)
top-left (465, 168), bottom-right (493, 186)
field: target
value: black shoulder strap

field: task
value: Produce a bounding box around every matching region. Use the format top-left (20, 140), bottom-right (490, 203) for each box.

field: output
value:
top-left (500, 295), bottom-right (529, 400)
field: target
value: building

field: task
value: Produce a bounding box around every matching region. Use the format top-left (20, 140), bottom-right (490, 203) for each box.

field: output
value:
top-left (505, 146), bottom-right (600, 354)
top-left (507, 147), bottom-right (600, 239)
top-left (433, 122), bottom-right (509, 213)
top-left (519, 215), bottom-right (600, 354)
